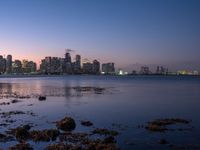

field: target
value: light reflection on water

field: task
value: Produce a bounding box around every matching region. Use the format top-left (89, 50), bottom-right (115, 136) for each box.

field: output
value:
top-left (0, 75), bottom-right (200, 149)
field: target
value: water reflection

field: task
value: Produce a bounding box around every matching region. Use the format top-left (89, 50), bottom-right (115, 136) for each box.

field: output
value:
top-left (0, 83), bottom-right (107, 99)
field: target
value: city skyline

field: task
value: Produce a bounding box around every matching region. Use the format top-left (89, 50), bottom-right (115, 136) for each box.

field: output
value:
top-left (0, 0), bottom-right (200, 71)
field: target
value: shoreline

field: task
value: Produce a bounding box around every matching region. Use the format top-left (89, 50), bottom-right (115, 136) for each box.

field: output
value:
top-left (0, 74), bottom-right (200, 79)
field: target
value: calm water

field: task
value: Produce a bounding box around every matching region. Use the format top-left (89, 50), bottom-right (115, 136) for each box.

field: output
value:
top-left (0, 75), bottom-right (200, 149)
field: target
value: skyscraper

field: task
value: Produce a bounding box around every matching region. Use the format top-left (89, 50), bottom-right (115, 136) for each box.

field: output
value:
top-left (93, 59), bottom-right (100, 74)
top-left (12, 60), bottom-right (22, 74)
top-left (102, 63), bottom-right (115, 74)
top-left (65, 52), bottom-right (72, 74)
top-left (74, 55), bottom-right (81, 74)
top-left (0, 55), bottom-right (5, 74)
top-left (6, 55), bottom-right (12, 74)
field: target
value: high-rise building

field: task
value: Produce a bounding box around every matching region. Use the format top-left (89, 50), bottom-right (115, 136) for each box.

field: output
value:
top-left (156, 66), bottom-right (167, 75)
top-left (64, 53), bottom-right (72, 74)
top-left (0, 55), bottom-right (5, 74)
top-left (73, 55), bottom-right (81, 74)
top-left (82, 62), bottom-right (93, 74)
top-left (50, 57), bottom-right (62, 74)
top-left (12, 60), bottom-right (22, 74)
top-left (140, 66), bottom-right (150, 75)
top-left (6, 55), bottom-right (12, 74)
top-left (45, 57), bottom-right (51, 74)
top-left (22, 59), bottom-right (36, 73)
top-left (65, 53), bottom-right (71, 63)
top-left (93, 59), bottom-right (100, 74)
top-left (102, 63), bottom-right (115, 74)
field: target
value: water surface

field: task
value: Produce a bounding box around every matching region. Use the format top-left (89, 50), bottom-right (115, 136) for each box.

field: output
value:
top-left (0, 75), bottom-right (200, 149)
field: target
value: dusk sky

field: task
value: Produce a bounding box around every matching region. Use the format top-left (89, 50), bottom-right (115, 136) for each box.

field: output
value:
top-left (0, 0), bottom-right (200, 71)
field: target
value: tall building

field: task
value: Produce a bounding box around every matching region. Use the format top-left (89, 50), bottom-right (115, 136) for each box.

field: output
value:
top-left (0, 55), bottom-right (5, 74)
top-left (50, 57), bottom-right (62, 74)
top-left (93, 59), bottom-right (100, 74)
top-left (102, 63), bottom-right (115, 74)
top-left (65, 52), bottom-right (72, 63)
top-left (156, 66), bottom-right (168, 75)
top-left (64, 52), bottom-right (72, 74)
top-left (45, 57), bottom-right (51, 74)
top-left (22, 60), bottom-right (37, 73)
top-left (73, 55), bottom-right (81, 74)
top-left (82, 62), bottom-right (93, 74)
top-left (6, 55), bottom-right (12, 74)
top-left (12, 60), bottom-right (22, 74)
top-left (140, 66), bottom-right (150, 75)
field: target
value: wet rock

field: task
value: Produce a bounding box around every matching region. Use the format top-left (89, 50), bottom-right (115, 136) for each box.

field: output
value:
top-left (0, 133), bottom-right (14, 142)
top-left (59, 132), bottom-right (88, 143)
top-left (145, 118), bottom-right (191, 132)
top-left (11, 99), bottom-right (21, 104)
top-left (84, 139), bottom-right (118, 150)
top-left (158, 139), bottom-right (168, 144)
top-left (9, 142), bottom-right (33, 150)
top-left (92, 128), bottom-right (119, 136)
top-left (56, 117), bottom-right (76, 131)
top-left (0, 102), bottom-right (10, 105)
top-left (103, 136), bottom-right (116, 144)
top-left (15, 127), bottom-right (30, 141)
top-left (0, 111), bottom-right (26, 118)
top-left (38, 96), bottom-right (46, 101)
top-left (30, 129), bottom-right (60, 142)
top-left (0, 123), bottom-right (9, 127)
top-left (145, 124), bottom-right (167, 132)
top-left (45, 143), bottom-right (81, 150)
top-left (149, 118), bottom-right (190, 126)
top-left (93, 87), bottom-right (105, 94)
top-left (81, 120), bottom-right (93, 127)
top-left (23, 124), bottom-right (32, 131)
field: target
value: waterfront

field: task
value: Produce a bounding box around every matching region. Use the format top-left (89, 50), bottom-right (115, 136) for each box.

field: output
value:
top-left (0, 75), bottom-right (200, 149)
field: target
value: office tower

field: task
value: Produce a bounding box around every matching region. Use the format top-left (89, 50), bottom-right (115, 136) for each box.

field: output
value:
top-left (82, 62), bottom-right (93, 74)
top-left (6, 55), bottom-right (12, 74)
top-left (102, 63), bottom-right (115, 74)
top-left (140, 66), bottom-right (150, 75)
top-left (12, 60), bottom-right (22, 74)
top-left (73, 55), bottom-right (81, 74)
top-left (93, 59), bottom-right (100, 74)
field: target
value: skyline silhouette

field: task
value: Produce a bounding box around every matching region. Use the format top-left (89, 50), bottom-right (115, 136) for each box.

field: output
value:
top-left (0, 0), bottom-right (200, 71)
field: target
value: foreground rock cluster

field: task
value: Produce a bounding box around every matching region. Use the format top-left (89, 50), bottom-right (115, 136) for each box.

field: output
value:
top-left (145, 118), bottom-right (192, 132)
top-left (0, 116), bottom-right (119, 150)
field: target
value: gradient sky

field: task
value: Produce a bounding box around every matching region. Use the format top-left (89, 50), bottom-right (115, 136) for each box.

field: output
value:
top-left (0, 0), bottom-right (200, 71)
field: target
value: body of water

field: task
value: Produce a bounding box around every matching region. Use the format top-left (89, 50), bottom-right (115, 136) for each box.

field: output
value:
top-left (0, 75), bottom-right (200, 149)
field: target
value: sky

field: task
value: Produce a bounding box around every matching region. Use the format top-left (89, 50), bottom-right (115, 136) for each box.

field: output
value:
top-left (0, 0), bottom-right (200, 71)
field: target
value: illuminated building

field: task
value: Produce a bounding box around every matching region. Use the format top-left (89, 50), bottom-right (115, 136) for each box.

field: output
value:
top-left (102, 63), bottom-right (115, 74)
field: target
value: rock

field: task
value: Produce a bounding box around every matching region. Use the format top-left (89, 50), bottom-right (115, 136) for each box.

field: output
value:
top-left (15, 127), bottom-right (30, 141)
top-left (23, 125), bottom-right (32, 131)
top-left (38, 96), bottom-right (46, 101)
top-left (56, 117), bottom-right (76, 131)
top-left (11, 99), bottom-right (21, 104)
top-left (0, 133), bottom-right (14, 142)
top-left (145, 124), bottom-right (167, 132)
top-left (158, 139), bottom-right (168, 144)
top-left (92, 128), bottom-right (119, 136)
top-left (30, 129), bottom-right (60, 142)
top-left (145, 118), bottom-right (191, 132)
top-left (45, 143), bottom-right (81, 150)
top-left (9, 142), bottom-right (33, 150)
top-left (103, 136), bottom-right (116, 144)
top-left (81, 120), bottom-right (93, 127)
